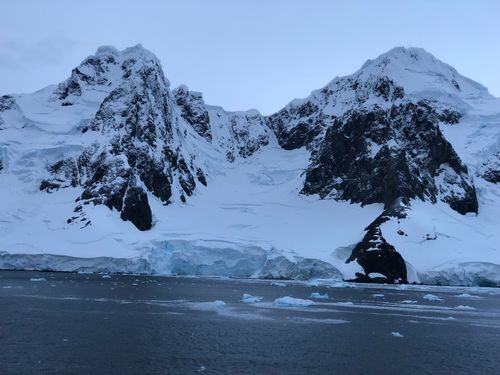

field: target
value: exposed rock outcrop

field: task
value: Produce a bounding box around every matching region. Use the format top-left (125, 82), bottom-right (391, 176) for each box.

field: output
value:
top-left (346, 201), bottom-right (408, 283)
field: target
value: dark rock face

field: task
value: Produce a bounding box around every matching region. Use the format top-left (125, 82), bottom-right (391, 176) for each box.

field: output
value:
top-left (230, 112), bottom-right (270, 158)
top-left (301, 101), bottom-right (477, 214)
top-left (54, 52), bottom-right (118, 101)
top-left (267, 77), bottom-right (406, 151)
top-left (480, 152), bottom-right (500, 184)
top-left (438, 109), bottom-right (462, 124)
top-left (173, 86), bottom-right (211, 141)
top-left (40, 159), bottom-right (79, 192)
top-left (267, 103), bottom-right (324, 150)
top-left (346, 202), bottom-right (408, 283)
top-left (0, 95), bottom-right (16, 112)
top-left (120, 185), bottom-right (152, 231)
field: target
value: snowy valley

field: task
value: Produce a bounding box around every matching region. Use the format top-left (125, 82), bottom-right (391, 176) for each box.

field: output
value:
top-left (1, 45), bottom-right (499, 286)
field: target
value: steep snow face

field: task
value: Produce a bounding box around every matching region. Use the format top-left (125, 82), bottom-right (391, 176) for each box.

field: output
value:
top-left (357, 47), bottom-right (492, 107)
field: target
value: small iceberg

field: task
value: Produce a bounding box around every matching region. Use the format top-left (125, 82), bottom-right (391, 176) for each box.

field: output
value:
top-left (241, 294), bottom-right (263, 303)
top-left (454, 305), bottom-right (475, 310)
top-left (309, 292), bottom-right (329, 299)
top-left (422, 294), bottom-right (443, 302)
top-left (273, 296), bottom-right (314, 307)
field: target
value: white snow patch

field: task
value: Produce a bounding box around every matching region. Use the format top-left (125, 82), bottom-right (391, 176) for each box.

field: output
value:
top-left (455, 293), bottom-right (482, 300)
top-left (273, 296), bottom-right (314, 307)
top-left (454, 305), bottom-right (475, 311)
top-left (241, 294), bottom-right (263, 303)
top-left (29, 277), bottom-right (47, 282)
top-left (309, 292), bottom-right (329, 299)
top-left (422, 294), bottom-right (443, 302)
top-left (271, 282), bottom-right (287, 287)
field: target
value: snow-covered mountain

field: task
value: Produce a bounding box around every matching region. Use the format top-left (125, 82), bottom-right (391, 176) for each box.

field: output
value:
top-left (1, 45), bottom-right (499, 286)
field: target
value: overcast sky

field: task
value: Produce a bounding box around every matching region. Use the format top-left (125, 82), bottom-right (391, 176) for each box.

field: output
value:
top-left (1, 0), bottom-right (499, 114)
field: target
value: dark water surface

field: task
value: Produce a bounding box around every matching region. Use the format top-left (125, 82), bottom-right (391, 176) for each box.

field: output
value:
top-left (1, 271), bottom-right (499, 374)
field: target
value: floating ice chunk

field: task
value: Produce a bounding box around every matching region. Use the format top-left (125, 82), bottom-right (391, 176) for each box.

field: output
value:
top-left (454, 305), bottom-right (475, 310)
top-left (422, 294), bottom-right (443, 301)
top-left (369, 272), bottom-right (386, 278)
top-left (310, 292), bottom-right (329, 299)
top-left (298, 318), bottom-right (349, 324)
top-left (306, 280), bottom-right (321, 287)
top-left (30, 277), bottom-right (47, 282)
top-left (101, 274), bottom-right (112, 279)
top-left (212, 300), bottom-right (226, 306)
top-left (455, 293), bottom-right (482, 299)
top-left (2, 285), bottom-right (12, 288)
top-left (241, 294), bottom-right (263, 303)
top-left (400, 300), bottom-right (418, 304)
top-left (391, 332), bottom-right (404, 338)
top-left (372, 294), bottom-right (385, 298)
top-left (273, 296), bottom-right (314, 307)
top-left (336, 301), bottom-right (353, 306)
top-left (271, 282), bottom-right (287, 287)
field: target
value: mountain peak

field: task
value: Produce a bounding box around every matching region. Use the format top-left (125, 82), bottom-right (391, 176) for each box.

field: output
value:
top-left (53, 44), bottom-right (166, 102)
top-left (94, 45), bottom-right (120, 57)
top-left (361, 46), bottom-right (435, 69)
top-left (359, 46), bottom-right (456, 79)
top-left (90, 43), bottom-right (161, 68)
top-left (356, 46), bottom-right (490, 102)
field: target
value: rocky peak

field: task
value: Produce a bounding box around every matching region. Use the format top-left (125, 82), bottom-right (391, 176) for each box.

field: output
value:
top-left (173, 85), bottom-right (211, 141)
top-left (53, 44), bottom-right (167, 104)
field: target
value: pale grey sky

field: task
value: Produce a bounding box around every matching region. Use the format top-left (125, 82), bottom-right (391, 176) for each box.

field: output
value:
top-left (1, 0), bottom-right (499, 114)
